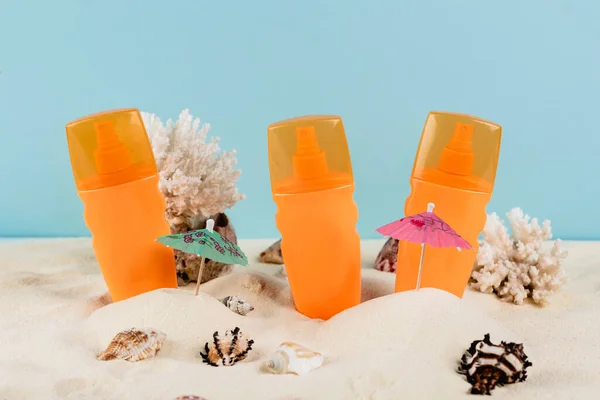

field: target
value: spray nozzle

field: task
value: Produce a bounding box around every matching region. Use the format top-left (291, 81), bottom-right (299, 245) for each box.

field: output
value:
top-left (94, 120), bottom-right (131, 175)
top-left (447, 123), bottom-right (473, 152)
top-left (437, 122), bottom-right (475, 176)
top-left (292, 126), bottom-right (329, 179)
top-left (296, 126), bottom-right (321, 156)
top-left (95, 121), bottom-right (121, 150)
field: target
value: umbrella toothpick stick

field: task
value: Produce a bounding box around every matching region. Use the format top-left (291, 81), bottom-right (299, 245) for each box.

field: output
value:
top-left (193, 218), bottom-right (215, 296)
top-left (416, 243), bottom-right (426, 291)
top-left (415, 203), bottom-right (435, 291)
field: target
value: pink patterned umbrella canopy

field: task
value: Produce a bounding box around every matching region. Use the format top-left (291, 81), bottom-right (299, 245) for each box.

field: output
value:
top-left (376, 202), bottom-right (472, 291)
top-left (376, 205), bottom-right (472, 250)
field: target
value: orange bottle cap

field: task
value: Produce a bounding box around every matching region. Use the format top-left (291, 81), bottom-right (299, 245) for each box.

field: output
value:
top-left (66, 108), bottom-right (158, 191)
top-left (268, 115), bottom-right (354, 194)
top-left (411, 112), bottom-right (502, 192)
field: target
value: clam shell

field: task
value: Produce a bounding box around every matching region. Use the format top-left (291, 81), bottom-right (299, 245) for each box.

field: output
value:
top-left (220, 296), bottom-right (254, 316)
top-left (97, 328), bottom-right (166, 362)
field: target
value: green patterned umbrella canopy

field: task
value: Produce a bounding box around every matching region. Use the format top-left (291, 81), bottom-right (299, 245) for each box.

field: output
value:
top-left (156, 221), bottom-right (248, 266)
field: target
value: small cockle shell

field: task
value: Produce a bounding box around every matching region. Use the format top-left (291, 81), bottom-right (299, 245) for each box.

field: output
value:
top-left (97, 328), bottom-right (166, 362)
top-left (174, 396), bottom-right (208, 400)
top-left (220, 295), bottom-right (254, 316)
top-left (259, 239), bottom-right (284, 264)
top-left (200, 327), bottom-right (254, 367)
top-left (457, 333), bottom-right (532, 395)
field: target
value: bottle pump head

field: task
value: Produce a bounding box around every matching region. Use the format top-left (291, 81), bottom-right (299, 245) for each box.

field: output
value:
top-left (292, 126), bottom-right (329, 180)
top-left (94, 120), bottom-right (132, 175)
top-left (437, 122), bottom-right (475, 176)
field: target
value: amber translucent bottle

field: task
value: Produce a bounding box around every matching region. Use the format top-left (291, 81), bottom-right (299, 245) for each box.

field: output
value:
top-left (268, 115), bottom-right (361, 320)
top-left (395, 112), bottom-right (502, 297)
top-left (66, 109), bottom-right (177, 302)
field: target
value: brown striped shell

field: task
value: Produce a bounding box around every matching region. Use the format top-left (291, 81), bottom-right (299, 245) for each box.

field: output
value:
top-left (97, 328), bottom-right (166, 362)
top-left (457, 333), bottom-right (532, 395)
top-left (200, 327), bottom-right (254, 367)
top-left (174, 396), bottom-right (208, 400)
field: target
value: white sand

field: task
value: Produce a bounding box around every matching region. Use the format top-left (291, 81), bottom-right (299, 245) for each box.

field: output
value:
top-left (0, 239), bottom-right (598, 400)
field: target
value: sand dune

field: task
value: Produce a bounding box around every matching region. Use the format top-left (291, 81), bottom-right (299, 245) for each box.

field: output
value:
top-left (0, 238), bottom-right (598, 399)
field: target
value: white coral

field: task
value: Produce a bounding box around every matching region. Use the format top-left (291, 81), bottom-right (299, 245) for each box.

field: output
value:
top-left (470, 207), bottom-right (568, 306)
top-left (142, 109), bottom-right (244, 225)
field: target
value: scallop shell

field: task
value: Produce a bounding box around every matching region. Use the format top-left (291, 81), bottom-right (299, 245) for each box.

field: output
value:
top-left (457, 333), bottom-right (532, 395)
top-left (220, 296), bottom-right (254, 316)
top-left (97, 328), bottom-right (166, 362)
top-left (200, 327), bottom-right (254, 367)
top-left (259, 239), bottom-right (284, 264)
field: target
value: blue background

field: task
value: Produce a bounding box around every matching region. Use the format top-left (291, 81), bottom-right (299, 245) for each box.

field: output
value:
top-left (1, 0), bottom-right (599, 239)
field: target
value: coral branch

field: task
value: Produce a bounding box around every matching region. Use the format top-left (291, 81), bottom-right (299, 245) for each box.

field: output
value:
top-left (142, 109), bottom-right (244, 225)
top-left (470, 207), bottom-right (568, 306)
top-left (142, 109), bottom-right (244, 285)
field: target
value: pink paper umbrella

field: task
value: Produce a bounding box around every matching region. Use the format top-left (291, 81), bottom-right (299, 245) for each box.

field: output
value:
top-left (376, 202), bottom-right (473, 290)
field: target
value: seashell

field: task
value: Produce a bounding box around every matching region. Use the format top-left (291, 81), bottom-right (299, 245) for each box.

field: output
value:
top-left (259, 239), bottom-right (284, 264)
top-left (264, 342), bottom-right (324, 375)
top-left (97, 328), bottom-right (166, 362)
top-left (374, 237), bottom-right (398, 273)
top-left (278, 265), bottom-right (287, 278)
top-left (457, 333), bottom-right (532, 395)
top-left (220, 296), bottom-right (254, 316)
top-left (200, 327), bottom-right (254, 367)
top-left (174, 396), bottom-right (208, 400)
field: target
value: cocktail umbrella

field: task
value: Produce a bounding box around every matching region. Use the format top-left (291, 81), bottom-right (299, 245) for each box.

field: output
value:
top-left (157, 218), bottom-right (248, 296)
top-left (375, 202), bottom-right (473, 290)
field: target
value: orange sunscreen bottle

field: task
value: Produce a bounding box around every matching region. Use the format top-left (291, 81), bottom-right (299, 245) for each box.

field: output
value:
top-left (395, 111), bottom-right (502, 297)
top-left (66, 108), bottom-right (177, 302)
top-left (268, 116), bottom-right (361, 320)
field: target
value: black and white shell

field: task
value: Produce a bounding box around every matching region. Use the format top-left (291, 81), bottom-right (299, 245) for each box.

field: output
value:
top-left (457, 333), bottom-right (532, 395)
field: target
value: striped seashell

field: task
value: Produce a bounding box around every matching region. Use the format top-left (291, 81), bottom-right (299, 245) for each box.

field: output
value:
top-left (200, 327), bottom-right (254, 367)
top-left (457, 333), bottom-right (532, 395)
top-left (220, 295), bottom-right (254, 316)
top-left (174, 396), bottom-right (208, 400)
top-left (97, 328), bottom-right (166, 362)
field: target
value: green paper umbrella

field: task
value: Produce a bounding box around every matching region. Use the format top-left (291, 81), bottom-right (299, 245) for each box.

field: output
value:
top-left (156, 218), bottom-right (248, 296)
